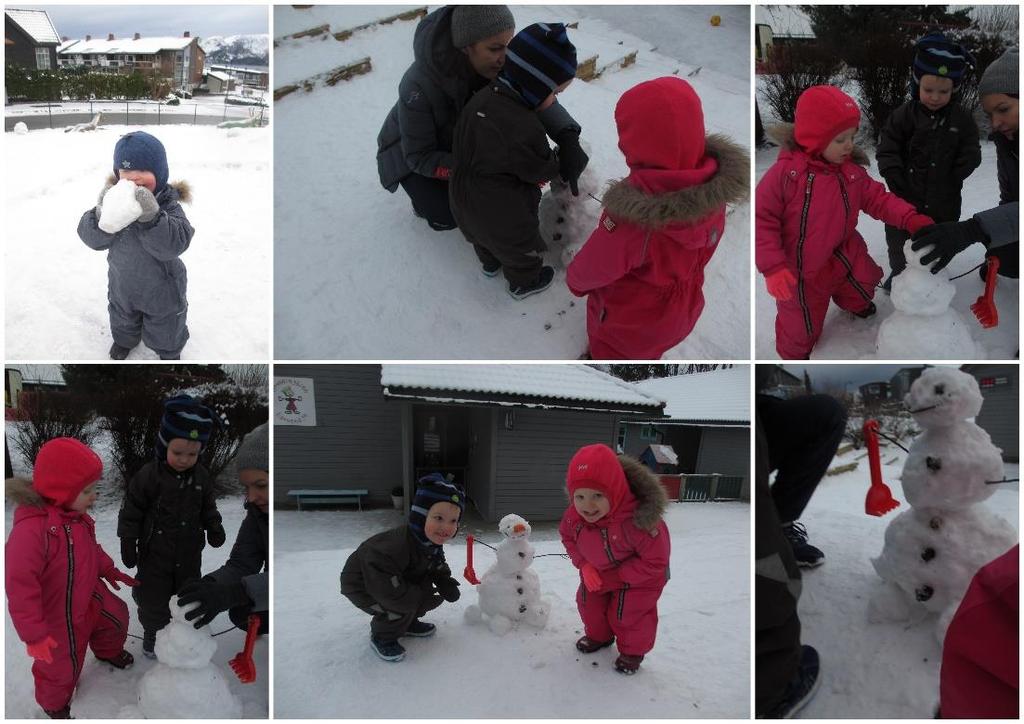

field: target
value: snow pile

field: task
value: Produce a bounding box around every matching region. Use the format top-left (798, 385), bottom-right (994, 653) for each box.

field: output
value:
top-left (869, 368), bottom-right (1016, 642)
top-left (13, 121), bottom-right (28, 134)
top-left (98, 179), bottom-right (144, 233)
top-left (876, 241), bottom-right (977, 359)
top-left (464, 514), bottom-right (551, 634)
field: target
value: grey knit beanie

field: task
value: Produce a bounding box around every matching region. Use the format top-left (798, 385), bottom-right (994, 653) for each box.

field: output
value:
top-left (450, 5), bottom-right (514, 48)
top-left (978, 47), bottom-right (1018, 97)
top-left (235, 422), bottom-right (268, 473)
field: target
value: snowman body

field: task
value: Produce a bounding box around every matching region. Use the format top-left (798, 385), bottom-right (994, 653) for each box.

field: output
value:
top-left (876, 241), bottom-right (976, 359)
top-left (465, 514), bottom-right (551, 635)
top-left (538, 157), bottom-right (601, 269)
top-left (869, 368), bottom-right (1017, 641)
top-left (138, 596), bottom-right (242, 719)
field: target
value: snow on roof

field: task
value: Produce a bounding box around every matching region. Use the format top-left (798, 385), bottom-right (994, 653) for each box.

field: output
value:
top-left (207, 70), bottom-right (233, 82)
top-left (754, 5), bottom-right (815, 38)
top-left (381, 365), bottom-right (663, 409)
top-left (633, 367), bottom-right (750, 423)
top-left (6, 9), bottom-right (61, 44)
top-left (644, 444), bottom-right (679, 465)
top-left (59, 35), bottom-right (193, 55)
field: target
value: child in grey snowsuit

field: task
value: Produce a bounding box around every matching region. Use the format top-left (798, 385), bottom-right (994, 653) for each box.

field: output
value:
top-left (117, 395), bottom-right (224, 658)
top-left (78, 131), bottom-right (194, 360)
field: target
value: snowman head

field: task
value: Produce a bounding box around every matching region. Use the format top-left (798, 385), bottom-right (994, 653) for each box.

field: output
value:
top-left (904, 368), bottom-right (983, 427)
top-left (498, 513), bottom-right (531, 540)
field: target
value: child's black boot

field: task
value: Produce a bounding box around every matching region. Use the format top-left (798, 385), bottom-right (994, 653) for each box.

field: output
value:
top-left (614, 653), bottom-right (644, 675)
top-left (96, 650), bottom-right (134, 669)
top-left (44, 704), bottom-right (71, 719)
top-left (403, 620), bottom-right (436, 637)
top-left (575, 635), bottom-right (615, 653)
top-left (142, 629), bottom-right (157, 660)
top-left (508, 266), bottom-right (555, 301)
top-left (370, 635), bottom-right (406, 662)
top-left (109, 343), bottom-right (131, 360)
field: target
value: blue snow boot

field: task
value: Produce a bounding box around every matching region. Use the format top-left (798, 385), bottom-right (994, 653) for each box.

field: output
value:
top-left (508, 266), bottom-right (555, 301)
top-left (482, 259), bottom-right (502, 277)
top-left (370, 636), bottom-right (406, 662)
top-left (403, 620), bottom-right (436, 637)
top-left (782, 521), bottom-right (825, 568)
top-left (759, 645), bottom-right (821, 719)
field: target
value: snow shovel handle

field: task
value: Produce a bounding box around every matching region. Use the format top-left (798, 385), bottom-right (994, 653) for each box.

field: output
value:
top-left (241, 614), bottom-right (259, 658)
top-left (983, 256), bottom-right (1000, 301)
top-left (864, 420), bottom-right (883, 489)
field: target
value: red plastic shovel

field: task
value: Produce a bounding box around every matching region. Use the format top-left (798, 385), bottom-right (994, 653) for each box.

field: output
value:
top-left (464, 535), bottom-right (481, 585)
top-left (971, 256), bottom-right (1000, 328)
top-left (863, 420), bottom-right (900, 517)
top-left (228, 614), bottom-right (260, 683)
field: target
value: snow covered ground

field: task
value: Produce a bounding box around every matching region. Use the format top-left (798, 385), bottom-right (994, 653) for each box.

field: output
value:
top-left (274, 5), bottom-right (751, 359)
top-left (3, 429), bottom-right (269, 719)
top-left (790, 442), bottom-right (1018, 717)
top-left (4, 123), bottom-right (271, 360)
top-left (755, 82), bottom-right (1019, 359)
top-left (275, 502), bottom-right (750, 718)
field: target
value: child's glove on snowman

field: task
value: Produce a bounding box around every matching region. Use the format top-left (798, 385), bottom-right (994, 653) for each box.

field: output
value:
top-left (434, 575), bottom-right (461, 602)
top-left (911, 218), bottom-right (987, 273)
top-left (206, 524), bottom-right (226, 548)
top-left (135, 185), bottom-right (160, 223)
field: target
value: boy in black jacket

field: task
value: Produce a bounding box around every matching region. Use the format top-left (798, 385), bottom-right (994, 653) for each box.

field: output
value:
top-left (340, 475), bottom-right (463, 662)
top-left (117, 395), bottom-right (225, 657)
top-left (876, 32), bottom-right (981, 288)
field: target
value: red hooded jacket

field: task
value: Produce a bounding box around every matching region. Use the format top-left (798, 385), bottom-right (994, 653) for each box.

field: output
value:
top-left (567, 77), bottom-right (749, 359)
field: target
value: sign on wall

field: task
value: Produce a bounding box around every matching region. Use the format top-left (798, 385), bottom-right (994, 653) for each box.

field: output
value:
top-left (274, 377), bottom-right (316, 426)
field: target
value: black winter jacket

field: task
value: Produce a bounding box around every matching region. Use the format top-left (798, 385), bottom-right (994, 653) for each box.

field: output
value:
top-left (876, 100), bottom-right (981, 223)
top-left (449, 82), bottom-right (561, 254)
top-left (207, 501), bottom-right (268, 611)
top-left (992, 131), bottom-right (1018, 205)
top-left (340, 525), bottom-right (451, 614)
top-left (117, 460), bottom-right (222, 567)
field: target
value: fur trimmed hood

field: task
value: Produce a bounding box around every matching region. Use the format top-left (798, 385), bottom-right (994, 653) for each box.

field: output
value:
top-left (768, 123), bottom-right (870, 167)
top-left (5, 477), bottom-right (45, 507)
top-left (103, 174), bottom-right (193, 204)
top-left (601, 134), bottom-right (749, 230)
top-left (618, 455), bottom-right (669, 531)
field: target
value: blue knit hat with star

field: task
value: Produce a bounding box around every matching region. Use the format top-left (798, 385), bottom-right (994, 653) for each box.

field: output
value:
top-left (113, 131), bottom-right (169, 192)
top-left (408, 473), bottom-right (465, 550)
top-left (156, 394), bottom-right (218, 463)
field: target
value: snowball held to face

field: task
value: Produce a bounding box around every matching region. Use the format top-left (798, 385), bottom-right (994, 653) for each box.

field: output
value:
top-left (463, 28), bottom-right (515, 79)
top-left (822, 128), bottom-right (856, 164)
top-left (166, 437), bottom-right (202, 472)
top-left (573, 487), bottom-right (610, 523)
top-left (239, 468), bottom-right (269, 513)
top-left (118, 168), bottom-right (157, 193)
top-left (981, 92), bottom-right (1019, 139)
top-left (68, 483), bottom-right (98, 512)
top-left (424, 501), bottom-right (461, 544)
top-left (918, 74), bottom-right (954, 112)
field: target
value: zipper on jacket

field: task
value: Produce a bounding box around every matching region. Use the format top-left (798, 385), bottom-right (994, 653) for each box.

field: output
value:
top-left (832, 249), bottom-right (873, 304)
top-left (616, 588), bottom-right (627, 620)
top-left (796, 173), bottom-right (816, 337)
top-left (600, 528), bottom-right (619, 565)
top-left (63, 525), bottom-right (79, 679)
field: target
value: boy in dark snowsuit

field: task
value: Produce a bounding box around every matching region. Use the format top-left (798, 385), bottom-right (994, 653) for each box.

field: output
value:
top-left (78, 131), bottom-right (194, 360)
top-left (876, 33), bottom-right (980, 286)
top-left (340, 475), bottom-right (463, 662)
top-left (117, 395), bottom-right (225, 657)
top-left (449, 23), bottom-right (578, 300)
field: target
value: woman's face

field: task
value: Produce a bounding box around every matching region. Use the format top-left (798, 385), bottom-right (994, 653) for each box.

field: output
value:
top-left (463, 29), bottom-right (514, 79)
top-left (981, 93), bottom-right (1018, 139)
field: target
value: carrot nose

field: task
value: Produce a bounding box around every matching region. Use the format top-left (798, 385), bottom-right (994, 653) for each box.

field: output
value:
top-left (513, 523), bottom-right (526, 533)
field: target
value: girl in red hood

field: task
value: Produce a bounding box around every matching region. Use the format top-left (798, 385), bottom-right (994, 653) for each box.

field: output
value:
top-left (567, 76), bottom-right (749, 359)
top-left (558, 444), bottom-right (671, 675)
top-left (5, 438), bottom-right (137, 719)
top-left (755, 85), bottom-right (934, 359)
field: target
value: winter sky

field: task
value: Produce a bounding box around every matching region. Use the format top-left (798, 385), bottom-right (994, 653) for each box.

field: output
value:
top-left (781, 364), bottom-right (965, 390)
top-left (31, 5), bottom-right (268, 39)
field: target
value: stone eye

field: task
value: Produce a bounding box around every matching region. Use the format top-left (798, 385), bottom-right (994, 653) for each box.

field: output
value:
top-left (934, 384), bottom-right (945, 395)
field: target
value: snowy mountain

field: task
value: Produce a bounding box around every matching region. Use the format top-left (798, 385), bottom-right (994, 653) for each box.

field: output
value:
top-left (201, 34), bottom-right (269, 66)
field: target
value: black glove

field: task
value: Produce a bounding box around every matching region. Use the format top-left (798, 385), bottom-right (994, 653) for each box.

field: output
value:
top-left (434, 576), bottom-right (461, 602)
top-left (177, 577), bottom-right (250, 629)
top-left (910, 218), bottom-right (988, 273)
top-left (206, 524), bottom-right (226, 548)
top-left (120, 538), bottom-right (138, 569)
top-left (554, 130), bottom-right (589, 197)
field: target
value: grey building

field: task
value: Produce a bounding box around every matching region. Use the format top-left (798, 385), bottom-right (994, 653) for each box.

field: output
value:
top-left (274, 365), bottom-right (663, 521)
top-left (5, 9), bottom-right (60, 70)
top-left (889, 366), bottom-right (926, 401)
top-left (624, 367), bottom-right (751, 500)
top-left (858, 381), bottom-right (892, 404)
top-left (961, 365), bottom-right (1018, 461)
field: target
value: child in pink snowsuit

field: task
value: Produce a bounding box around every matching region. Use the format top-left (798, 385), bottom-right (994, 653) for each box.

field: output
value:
top-left (567, 77), bottom-right (749, 359)
top-left (756, 85), bottom-right (934, 359)
top-left (559, 443), bottom-right (670, 675)
top-left (5, 438), bottom-right (138, 718)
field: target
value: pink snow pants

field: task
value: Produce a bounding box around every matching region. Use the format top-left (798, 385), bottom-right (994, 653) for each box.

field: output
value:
top-left (576, 584), bottom-right (664, 656)
top-left (775, 246), bottom-right (882, 359)
top-left (33, 585), bottom-right (128, 711)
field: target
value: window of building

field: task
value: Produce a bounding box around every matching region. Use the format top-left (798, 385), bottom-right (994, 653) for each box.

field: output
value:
top-left (640, 424), bottom-right (661, 442)
top-left (616, 424), bottom-right (626, 453)
top-left (35, 47), bottom-right (51, 70)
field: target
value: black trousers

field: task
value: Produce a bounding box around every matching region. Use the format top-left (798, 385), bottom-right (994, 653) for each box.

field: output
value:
top-left (757, 393), bottom-right (847, 524)
top-left (754, 417), bottom-right (803, 715)
top-left (985, 241), bottom-right (1019, 279)
top-left (399, 174), bottom-right (457, 231)
top-left (350, 592), bottom-right (443, 640)
top-left (229, 605), bottom-right (269, 635)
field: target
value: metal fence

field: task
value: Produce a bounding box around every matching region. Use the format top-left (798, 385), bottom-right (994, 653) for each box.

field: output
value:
top-left (6, 97), bottom-right (269, 132)
top-left (673, 474), bottom-right (747, 502)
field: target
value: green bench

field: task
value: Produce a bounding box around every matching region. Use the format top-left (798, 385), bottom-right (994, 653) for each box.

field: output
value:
top-left (287, 488), bottom-right (369, 511)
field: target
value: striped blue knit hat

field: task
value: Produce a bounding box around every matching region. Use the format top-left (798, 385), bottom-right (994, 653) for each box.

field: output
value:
top-left (156, 394), bottom-right (218, 463)
top-left (912, 32), bottom-right (973, 91)
top-left (499, 23), bottom-right (577, 109)
top-left (409, 473), bottom-right (465, 550)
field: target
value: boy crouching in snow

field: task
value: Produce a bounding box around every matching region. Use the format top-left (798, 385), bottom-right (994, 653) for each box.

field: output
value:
top-left (78, 131), bottom-right (194, 360)
top-left (340, 475), bottom-right (463, 661)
